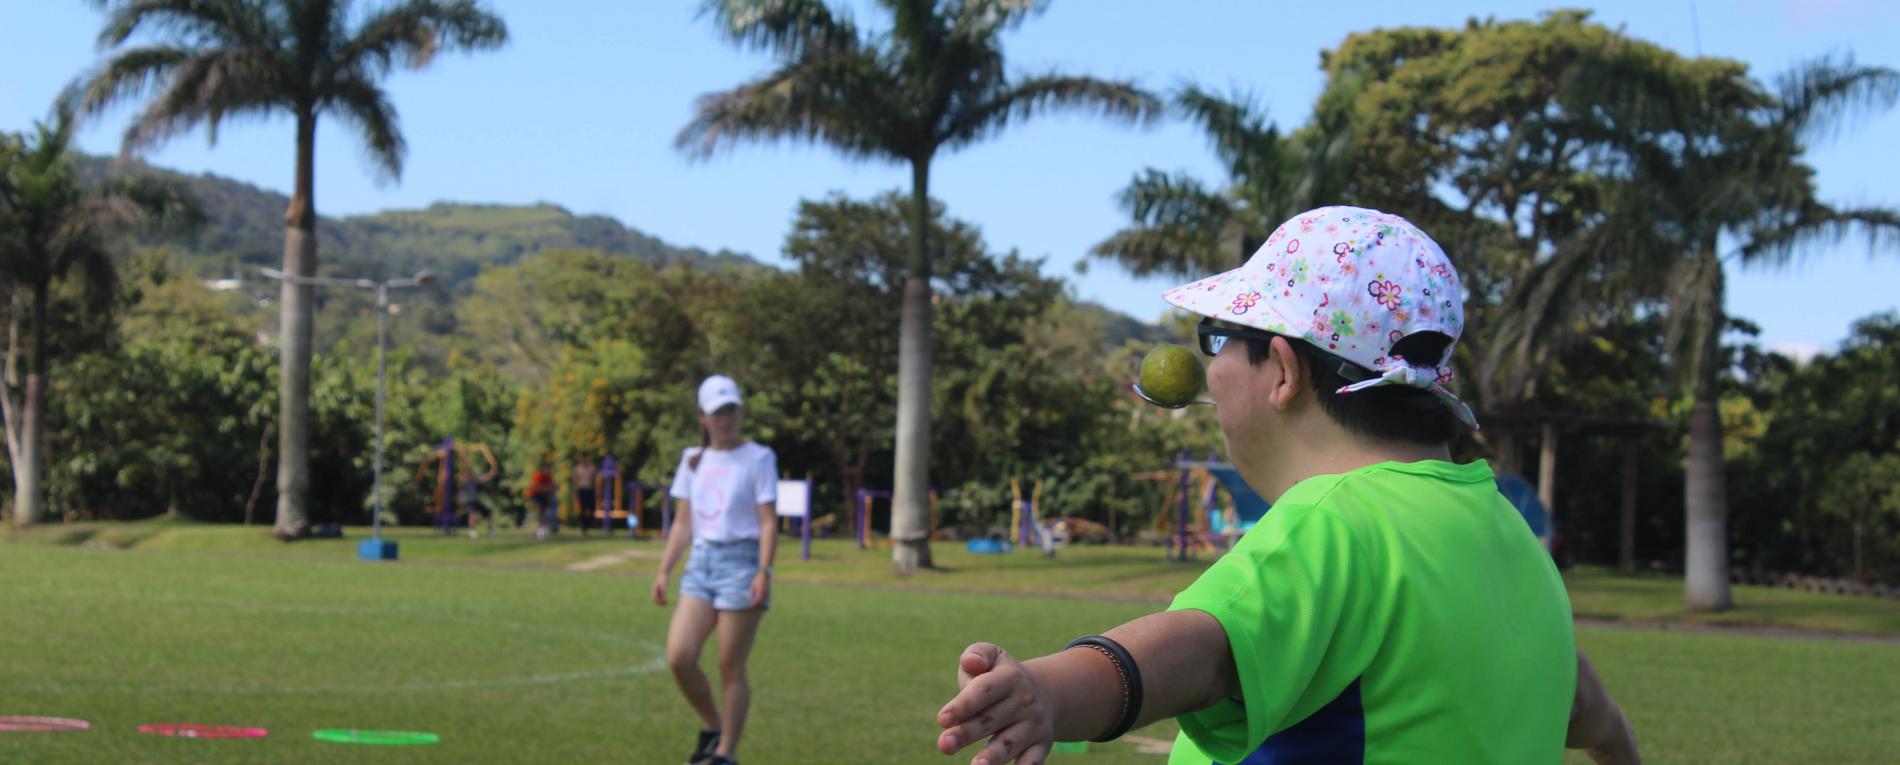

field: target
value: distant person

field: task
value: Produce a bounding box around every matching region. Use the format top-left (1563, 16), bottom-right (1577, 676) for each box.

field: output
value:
top-left (935, 207), bottom-right (1638, 764)
top-left (456, 445), bottom-right (499, 538)
top-left (526, 464), bottom-right (558, 539)
top-left (573, 457), bottom-right (599, 537)
top-left (416, 437), bottom-right (494, 536)
top-left (651, 375), bottom-right (780, 765)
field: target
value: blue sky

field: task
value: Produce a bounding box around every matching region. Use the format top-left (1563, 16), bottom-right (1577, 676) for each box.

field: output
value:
top-left (3, 0), bottom-right (1896, 357)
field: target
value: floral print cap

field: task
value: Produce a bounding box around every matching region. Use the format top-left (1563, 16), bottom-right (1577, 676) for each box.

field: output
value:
top-left (1161, 205), bottom-right (1478, 429)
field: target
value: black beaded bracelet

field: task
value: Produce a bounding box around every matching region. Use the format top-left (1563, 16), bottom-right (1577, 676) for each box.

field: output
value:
top-left (1065, 635), bottom-right (1143, 743)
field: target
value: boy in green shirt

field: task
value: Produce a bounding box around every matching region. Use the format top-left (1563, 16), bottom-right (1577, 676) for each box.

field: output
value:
top-left (935, 206), bottom-right (1638, 764)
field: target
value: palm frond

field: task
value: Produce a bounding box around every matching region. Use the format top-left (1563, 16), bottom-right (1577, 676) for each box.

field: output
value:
top-left (338, 0), bottom-right (508, 76)
top-left (1736, 202), bottom-right (1900, 270)
top-left (1088, 170), bottom-right (1235, 277)
top-left (1173, 85), bottom-right (1280, 172)
top-left (1773, 53), bottom-right (1900, 144)
top-left (700, 0), bottom-right (862, 60)
top-left (69, 46), bottom-right (191, 119)
top-left (327, 74), bottom-right (406, 181)
top-left (121, 48), bottom-right (286, 153)
top-left (676, 53), bottom-right (899, 161)
top-left (947, 0), bottom-right (1045, 38)
top-left (93, 0), bottom-right (268, 50)
top-left (940, 73), bottom-right (1159, 150)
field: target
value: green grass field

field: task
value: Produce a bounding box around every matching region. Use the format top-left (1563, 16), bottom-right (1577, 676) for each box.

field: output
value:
top-left (3, 523), bottom-right (1898, 763)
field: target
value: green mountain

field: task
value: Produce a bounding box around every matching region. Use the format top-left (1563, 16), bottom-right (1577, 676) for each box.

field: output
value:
top-left (76, 154), bottom-right (1169, 353)
top-left (75, 154), bottom-right (758, 289)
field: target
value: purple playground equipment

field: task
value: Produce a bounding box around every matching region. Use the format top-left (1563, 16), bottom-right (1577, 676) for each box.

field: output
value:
top-left (1167, 449), bottom-right (1273, 562)
top-left (853, 487), bottom-right (938, 551)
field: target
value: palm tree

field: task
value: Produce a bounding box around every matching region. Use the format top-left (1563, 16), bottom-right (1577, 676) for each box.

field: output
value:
top-left (0, 110), bottom-right (198, 528)
top-left (1660, 56), bottom-right (1899, 610)
top-left (679, 0), bottom-right (1160, 574)
top-left (71, 0), bottom-right (507, 539)
top-left (1512, 54), bottom-right (1899, 610)
top-left (1092, 85), bottom-right (1353, 276)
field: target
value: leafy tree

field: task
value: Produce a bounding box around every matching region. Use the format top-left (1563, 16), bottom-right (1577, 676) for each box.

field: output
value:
top-left (44, 259), bottom-right (270, 523)
top-left (680, 0), bottom-right (1160, 574)
top-left (1734, 313), bottom-right (1900, 580)
top-left (0, 113), bottom-right (196, 527)
top-left (73, 0), bottom-right (508, 539)
top-left (1820, 453), bottom-right (1900, 582)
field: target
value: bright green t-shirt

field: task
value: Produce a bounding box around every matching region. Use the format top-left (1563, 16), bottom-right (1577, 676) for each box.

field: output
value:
top-left (1165, 459), bottom-right (1575, 764)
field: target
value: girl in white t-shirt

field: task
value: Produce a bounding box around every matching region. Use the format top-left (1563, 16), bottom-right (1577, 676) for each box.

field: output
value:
top-left (652, 375), bottom-right (778, 765)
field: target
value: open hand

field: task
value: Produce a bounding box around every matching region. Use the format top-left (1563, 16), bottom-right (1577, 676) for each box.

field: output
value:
top-left (936, 643), bottom-right (1056, 765)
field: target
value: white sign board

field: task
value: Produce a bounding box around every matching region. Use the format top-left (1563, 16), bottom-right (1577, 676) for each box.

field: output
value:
top-left (775, 480), bottom-right (809, 518)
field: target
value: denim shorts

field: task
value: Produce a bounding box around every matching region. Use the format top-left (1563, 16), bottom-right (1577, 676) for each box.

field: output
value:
top-left (679, 539), bottom-right (767, 611)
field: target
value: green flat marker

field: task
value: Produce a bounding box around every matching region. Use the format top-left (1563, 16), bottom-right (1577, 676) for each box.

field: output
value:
top-left (1053, 740), bottom-right (1089, 753)
top-left (313, 729), bottom-right (440, 746)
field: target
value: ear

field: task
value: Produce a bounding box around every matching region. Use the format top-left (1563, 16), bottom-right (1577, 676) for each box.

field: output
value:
top-left (1264, 336), bottom-right (1309, 411)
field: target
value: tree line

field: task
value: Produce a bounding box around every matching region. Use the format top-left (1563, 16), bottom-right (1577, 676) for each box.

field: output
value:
top-left (3, 3), bottom-right (1896, 605)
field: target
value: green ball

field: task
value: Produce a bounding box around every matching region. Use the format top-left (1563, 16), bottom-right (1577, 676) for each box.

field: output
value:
top-left (1139, 344), bottom-right (1205, 406)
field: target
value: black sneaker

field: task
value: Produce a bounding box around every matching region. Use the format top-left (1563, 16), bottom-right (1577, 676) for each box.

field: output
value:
top-left (706, 756), bottom-right (738, 765)
top-left (685, 729), bottom-right (721, 765)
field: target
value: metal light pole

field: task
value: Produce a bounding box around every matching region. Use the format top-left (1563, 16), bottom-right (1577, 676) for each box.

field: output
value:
top-left (261, 267), bottom-right (434, 561)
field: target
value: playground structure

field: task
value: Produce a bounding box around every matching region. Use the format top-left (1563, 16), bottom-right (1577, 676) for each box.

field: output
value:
top-left (573, 456), bottom-right (650, 538)
top-left (1153, 451), bottom-right (1273, 562)
top-left (853, 487), bottom-right (937, 550)
top-left (1009, 478), bottom-right (1057, 557)
top-left (413, 437), bottom-right (498, 535)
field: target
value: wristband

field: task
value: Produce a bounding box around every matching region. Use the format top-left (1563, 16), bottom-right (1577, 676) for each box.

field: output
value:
top-left (1064, 635), bottom-right (1143, 742)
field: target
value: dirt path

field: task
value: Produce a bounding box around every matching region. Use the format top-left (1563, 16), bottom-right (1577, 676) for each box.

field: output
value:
top-left (565, 546), bottom-right (660, 572)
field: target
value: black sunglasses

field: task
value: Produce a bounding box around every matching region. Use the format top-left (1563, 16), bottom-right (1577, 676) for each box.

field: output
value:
top-left (1195, 317), bottom-right (1374, 383)
top-left (1196, 316), bottom-right (1280, 357)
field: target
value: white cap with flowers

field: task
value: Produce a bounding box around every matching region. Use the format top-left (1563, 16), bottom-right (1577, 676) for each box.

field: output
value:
top-left (1161, 205), bottom-right (1478, 429)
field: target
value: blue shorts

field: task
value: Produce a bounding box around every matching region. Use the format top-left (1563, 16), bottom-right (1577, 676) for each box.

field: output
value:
top-left (679, 539), bottom-right (767, 611)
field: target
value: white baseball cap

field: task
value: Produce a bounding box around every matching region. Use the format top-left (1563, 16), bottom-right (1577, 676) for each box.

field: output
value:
top-left (698, 375), bottom-right (743, 414)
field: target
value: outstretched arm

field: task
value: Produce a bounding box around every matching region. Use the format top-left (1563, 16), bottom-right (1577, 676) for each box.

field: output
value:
top-left (1568, 651), bottom-right (1640, 764)
top-left (937, 609), bottom-right (1236, 765)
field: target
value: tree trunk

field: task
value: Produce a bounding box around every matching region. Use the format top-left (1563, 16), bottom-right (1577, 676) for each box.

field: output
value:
top-left (1684, 285), bottom-right (1732, 611)
top-left (891, 159), bottom-right (935, 575)
top-left (2, 290), bottom-right (22, 527)
top-left (273, 113), bottom-right (319, 541)
top-left (7, 283), bottom-right (51, 527)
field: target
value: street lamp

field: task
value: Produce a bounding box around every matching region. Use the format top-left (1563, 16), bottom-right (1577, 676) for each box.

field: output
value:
top-left (261, 267), bottom-right (435, 561)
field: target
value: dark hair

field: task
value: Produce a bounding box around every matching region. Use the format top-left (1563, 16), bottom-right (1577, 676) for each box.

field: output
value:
top-left (1243, 334), bottom-right (1461, 445)
top-left (687, 423), bottom-right (711, 470)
